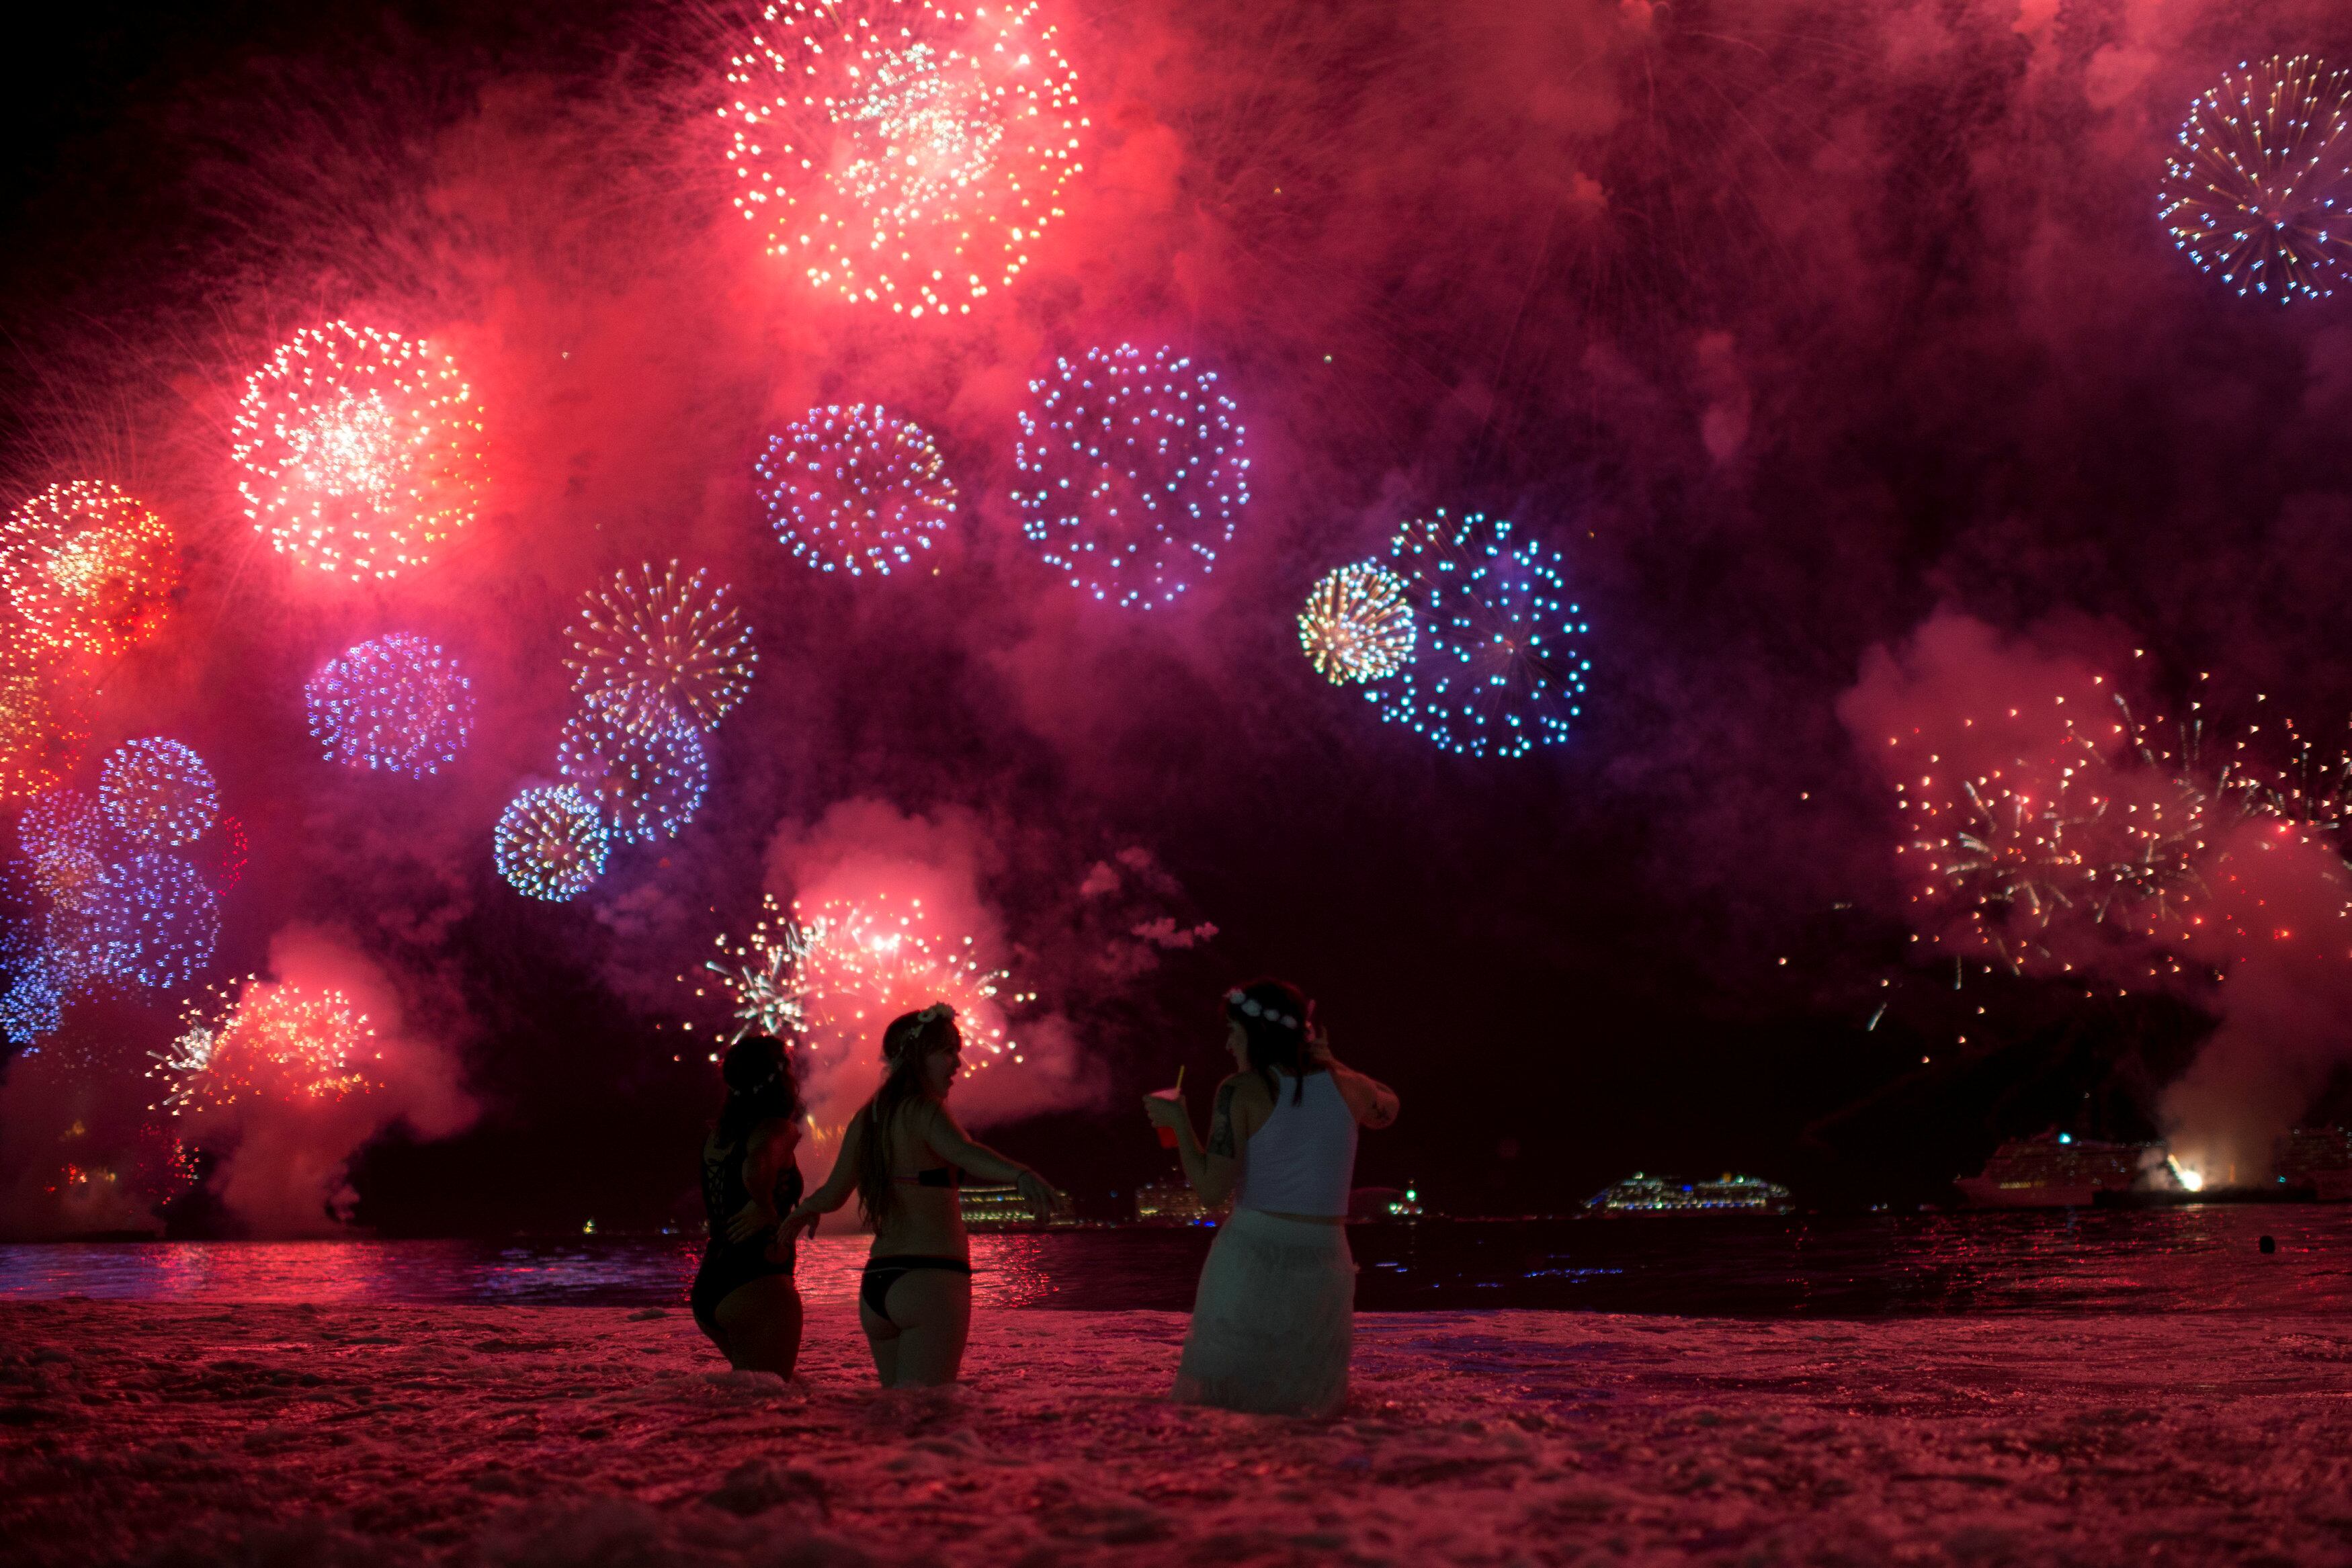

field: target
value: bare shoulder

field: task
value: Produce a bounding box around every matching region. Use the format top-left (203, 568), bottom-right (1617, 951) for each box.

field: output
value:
top-left (911, 1094), bottom-right (964, 1151)
top-left (1220, 1071), bottom-right (1274, 1111)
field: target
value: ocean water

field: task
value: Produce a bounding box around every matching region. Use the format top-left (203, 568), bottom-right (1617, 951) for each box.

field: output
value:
top-left (5, 1204), bottom-right (2349, 1314)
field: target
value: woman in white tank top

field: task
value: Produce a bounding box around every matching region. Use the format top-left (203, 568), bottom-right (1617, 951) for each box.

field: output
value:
top-left (1144, 978), bottom-right (1400, 1418)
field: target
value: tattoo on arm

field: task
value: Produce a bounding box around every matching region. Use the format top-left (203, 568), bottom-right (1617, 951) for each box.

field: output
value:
top-left (1208, 1081), bottom-right (1238, 1159)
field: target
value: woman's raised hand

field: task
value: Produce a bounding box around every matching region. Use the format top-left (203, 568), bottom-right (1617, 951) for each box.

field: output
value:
top-left (1306, 1020), bottom-right (1335, 1068)
top-left (1015, 1168), bottom-right (1061, 1219)
top-left (1142, 1090), bottom-right (1189, 1129)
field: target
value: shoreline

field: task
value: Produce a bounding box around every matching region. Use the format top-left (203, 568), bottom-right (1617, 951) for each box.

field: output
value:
top-left (6, 1300), bottom-right (2351, 1565)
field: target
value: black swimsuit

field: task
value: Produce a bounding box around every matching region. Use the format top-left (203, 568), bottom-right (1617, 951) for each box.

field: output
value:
top-left (859, 1165), bottom-right (972, 1320)
top-left (689, 1131), bottom-right (804, 1331)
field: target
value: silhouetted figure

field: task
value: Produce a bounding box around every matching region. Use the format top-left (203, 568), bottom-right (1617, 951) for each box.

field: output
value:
top-left (784, 1003), bottom-right (1058, 1387)
top-left (1146, 979), bottom-right (1400, 1419)
top-left (691, 1035), bottom-right (806, 1375)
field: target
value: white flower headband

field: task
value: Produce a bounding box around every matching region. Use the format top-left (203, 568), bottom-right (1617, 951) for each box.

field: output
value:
top-left (1226, 989), bottom-right (1302, 1031)
top-left (887, 1002), bottom-right (956, 1060)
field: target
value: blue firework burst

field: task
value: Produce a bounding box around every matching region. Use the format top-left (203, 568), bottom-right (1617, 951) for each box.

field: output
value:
top-left (1011, 344), bottom-right (1249, 610)
top-left (493, 784), bottom-right (608, 901)
top-left (1367, 511), bottom-right (1591, 758)
top-left (306, 632), bottom-right (477, 776)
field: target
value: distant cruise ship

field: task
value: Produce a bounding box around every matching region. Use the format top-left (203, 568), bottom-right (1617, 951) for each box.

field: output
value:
top-left (1587, 1172), bottom-right (1794, 1215)
top-left (1956, 1133), bottom-right (2157, 1208)
top-left (959, 1185), bottom-right (1081, 1229)
top-left (1131, 1180), bottom-right (1226, 1225)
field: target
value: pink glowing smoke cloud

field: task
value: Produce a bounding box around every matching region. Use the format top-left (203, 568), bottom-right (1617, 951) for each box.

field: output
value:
top-left (763, 799), bottom-right (1099, 1164)
top-left (178, 925), bottom-right (475, 1235)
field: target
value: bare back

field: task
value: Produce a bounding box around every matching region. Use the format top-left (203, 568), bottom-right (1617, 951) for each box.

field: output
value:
top-left (868, 1098), bottom-right (968, 1257)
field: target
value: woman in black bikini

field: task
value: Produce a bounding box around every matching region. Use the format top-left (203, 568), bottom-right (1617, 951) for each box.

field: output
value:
top-left (690, 1034), bottom-right (806, 1375)
top-left (780, 1002), bottom-right (1057, 1387)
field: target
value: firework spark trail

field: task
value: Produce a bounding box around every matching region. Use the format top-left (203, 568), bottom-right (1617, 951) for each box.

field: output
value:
top-left (720, 0), bottom-right (1087, 317)
top-left (1870, 629), bottom-right (2352, 990)
top-left (564, 562), bottom-right (756, 732)
top-left (0, 955), bottom-right (63, 1047)
top-left (202, 814), bottom-right (249, 894)
top-left (2160, 54), bottom-right (2352, 303)
top-left (2122, 700), bottom-right (2352, 839)
top-left (19, 787), bottom-right (106, 906)
top-left (1846, 612), bottom-right (2352, 1184)
top-left (0, 674), bottom-right (87, 802)
top-left (1886, 684), bottom-right (2318, 974)
top-left (689, 892), bottom-right (809, 1043)
top-left (682, 887), bottom-right (1047, 1156)
top-left (783, 891), bottom-right (1036, 1129)
top-left (98, 738), bottom-right (218, 848)
top-left (44, 853), bottom-right (221, 992)
top-left (148, 977), bottom-right (376, 1117)
top-left (691, 891), bottom-right (1032, 1063)
top-left (14, 748), bottom-right (234, 1019)
top-left (1895, 726), bottom-right (2216, 973)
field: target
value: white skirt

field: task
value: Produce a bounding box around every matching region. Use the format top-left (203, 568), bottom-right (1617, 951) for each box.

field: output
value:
top-left (1173, 1207), bottom-right (1357, 1420)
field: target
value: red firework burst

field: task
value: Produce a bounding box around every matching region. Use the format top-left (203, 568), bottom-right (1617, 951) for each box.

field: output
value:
top-left (0, 482), bottom-right (177, 660)
top-left (230, 322), bottom-right (485, 582)
top-left (720, 0), bottom-right (1087, 317)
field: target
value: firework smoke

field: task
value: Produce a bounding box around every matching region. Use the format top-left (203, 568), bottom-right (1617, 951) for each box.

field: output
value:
top-left (169, 927), bottom-right (472, 1235)
top-left (13, 0), bottom-right (2352, 1228)
top-left (755, 799), bottom-right (1095, 1166)
top-left (1845, 610), bottom-right (2352, 1185)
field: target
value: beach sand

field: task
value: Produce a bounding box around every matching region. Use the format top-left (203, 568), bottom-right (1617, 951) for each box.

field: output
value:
top-left (4, 1299), bottom-right (2349, 1566)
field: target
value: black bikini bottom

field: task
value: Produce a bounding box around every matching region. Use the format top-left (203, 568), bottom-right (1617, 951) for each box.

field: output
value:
top-left (689, 1239), bottom-right (794, 1332)
top-left (859, 1254), bottom-right (972, 1321)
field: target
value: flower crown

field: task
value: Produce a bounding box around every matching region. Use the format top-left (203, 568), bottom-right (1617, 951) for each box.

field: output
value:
top-left (1226, 989), bottom-right (1302, 1031)
top-left (885, 1002), bottom-right (956, 1063)
top-left (730, 1040), bottom-right (788, 1096)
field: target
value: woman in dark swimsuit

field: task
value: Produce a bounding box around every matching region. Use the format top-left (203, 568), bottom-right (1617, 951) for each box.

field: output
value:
top-left (691, 1034), bottom-right (806, 1376)
top-left (781, 1002), bottom-right (1057, 1387)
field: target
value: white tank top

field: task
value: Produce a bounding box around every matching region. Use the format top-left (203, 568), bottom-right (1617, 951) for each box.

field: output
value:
top-left (1235, 1069), bottom-right (1357, 1217)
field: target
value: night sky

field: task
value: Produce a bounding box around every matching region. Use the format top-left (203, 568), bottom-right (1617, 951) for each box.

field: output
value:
top-left (6, 0), bottom-right (2352, 1236)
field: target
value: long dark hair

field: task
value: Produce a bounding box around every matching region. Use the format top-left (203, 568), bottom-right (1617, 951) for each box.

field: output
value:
top-left (853, 1003), bottom-right (960, 1229)
top-left (715, 1035), bottom-right (802, 1145)
top-left (1226, 979), bottom-right (1312, 1104)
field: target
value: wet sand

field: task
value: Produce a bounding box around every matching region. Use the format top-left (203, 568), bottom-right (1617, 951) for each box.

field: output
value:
top-left (4, 1299), bottom-right (2349, 1565)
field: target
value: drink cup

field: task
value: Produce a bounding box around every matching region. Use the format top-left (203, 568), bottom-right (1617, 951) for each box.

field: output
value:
top-left (1149, 1086), bottom-right (1183, 1147)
